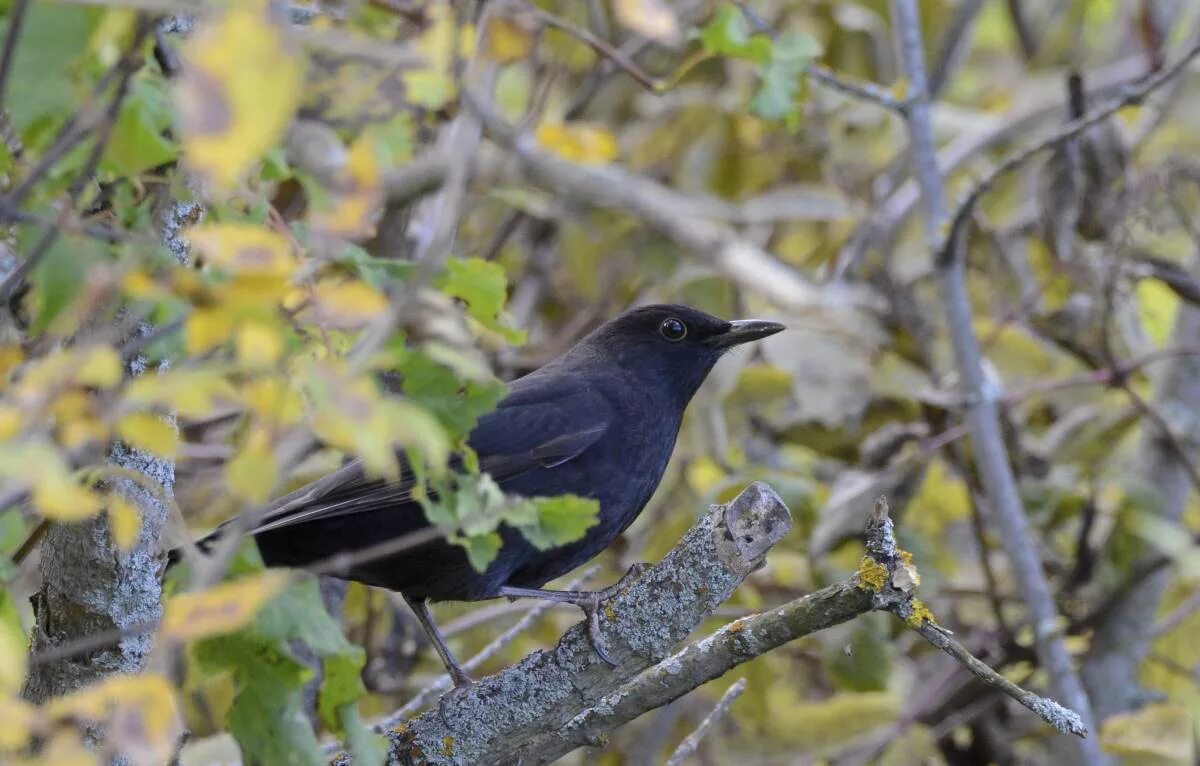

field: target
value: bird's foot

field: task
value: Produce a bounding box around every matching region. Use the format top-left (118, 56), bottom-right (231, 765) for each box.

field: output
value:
top-left (437, 671), bottom-right (475, 728)
top-left (578, 562), bottom-right (651, 667)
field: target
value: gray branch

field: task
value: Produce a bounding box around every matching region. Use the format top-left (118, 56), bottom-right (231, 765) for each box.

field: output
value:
top-left (663, 678), bottom-right (746, 766)
top-left (327, 486), bottom-right (1083, 765)
top-left (887, 1), bottom-right (1103, 762)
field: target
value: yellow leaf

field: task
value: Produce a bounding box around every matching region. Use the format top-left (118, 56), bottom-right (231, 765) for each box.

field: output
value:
top-left (33, 480), bottom-right (103, 521)
top-left (185, 307), bottom-right (235, 355)
top-left (308, 134), bottom-right (382, 238)
top-left (47, 674), bottom-right (180, 765)
top-left (0, 617), bottom-right (26, 695)
top-left (1101, 703), bottom-right (1194, 762)
top-left (1137, 278), bottom-right (1180, 348)
top-left (485, 16), bottom-right (535, 62)
top-left (125, 370), bottom-right (236, 419)
top-left (0, 407), bottom-right (21, 441)
top-left (307, 280), bottom-right (389, 329)
top-left (535, 122), bottom-right (618, 165)
top-left (0, 344), bottom-right (23, 389)
top-left (226, 431), bottom-right (278, 503)
top-left (176, 3), bottom-right (304, 189)
top-left (0, 697), bottom-right (38, 750)
top-left (116, 412), bottom-right (178, 459)
top-left (241, 378), bottom-right (303, 425)
top-left (235, 321), bottom-right (284, 368)
top-left (613, 0), bottom-right (679, 43)
top-left (161, 571), bottom-right (291, 642)
top-left (107, 494), bottom-right (141, 551)
top-left (56, 416), bottom-right (109, 451)
top-left (75, 346), bottom-right (123, 389)
top-left (188, 224), bottom-right (296, 278)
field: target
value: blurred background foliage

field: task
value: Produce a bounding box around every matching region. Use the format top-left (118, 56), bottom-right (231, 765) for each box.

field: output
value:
top-left (0, 0), bottom-right (1198, 764)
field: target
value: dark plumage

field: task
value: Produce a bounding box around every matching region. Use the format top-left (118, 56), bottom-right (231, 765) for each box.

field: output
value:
top-left (192, 304), bottom-right (783, 685)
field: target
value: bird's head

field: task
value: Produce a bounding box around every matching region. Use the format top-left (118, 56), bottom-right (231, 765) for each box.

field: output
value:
top-left (577, 304), bottom-right (785, 405)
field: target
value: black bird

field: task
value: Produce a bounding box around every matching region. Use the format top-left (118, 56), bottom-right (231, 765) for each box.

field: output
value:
top-left (194, 304), bottom-right (783, 687)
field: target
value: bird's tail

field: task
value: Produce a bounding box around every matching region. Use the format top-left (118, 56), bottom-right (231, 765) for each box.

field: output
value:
top-left (164, 522), bottom-right (229, 570)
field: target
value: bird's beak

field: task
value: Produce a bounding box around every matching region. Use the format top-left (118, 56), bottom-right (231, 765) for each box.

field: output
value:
top-left (706, 319), bottom-right (786, 348)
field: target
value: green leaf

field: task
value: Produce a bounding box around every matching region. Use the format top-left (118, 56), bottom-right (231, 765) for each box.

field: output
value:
top-left (456, 531), bottom-right (502, 571)
top-left (193, 570), bottom-right (379, 766)
top-left (751, 33), bottom-right (821, 122)
top-left (102, 78), bottom-right (178, 177)
top-left (436, 257), bottom-right (525, 343)
top-left (395, 348), bottom-right (506, 437)
top-left (26, 230), bottom-right (101, 334)
top-left (3, 4), bottom-right (102, 133)
top-left (514, 494), bottom-right (600, 550)
top-left (699, 5), bottom-right (770, 64)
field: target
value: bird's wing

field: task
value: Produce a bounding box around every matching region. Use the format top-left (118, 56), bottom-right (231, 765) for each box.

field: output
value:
top-left (247, 381), bottom-right (611, 535)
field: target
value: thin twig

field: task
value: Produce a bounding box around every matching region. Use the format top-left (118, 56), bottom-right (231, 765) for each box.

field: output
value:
top-left (903, 620), bottom-right (1086, 736)
top-left (732, 3), bottom-right (906, 112)
top-left (663, 678), bottom-right (746, 766)
top-left (0, 0), bottom-right (31, 113)
top-left (521, 1), bottom-right (661, 92)
top-left (937, 43), bottom-right (1200, 267)
top-left (382, 565), bottom-right (600, 726)
top-left (889, 0), bottom-right (1103, 756)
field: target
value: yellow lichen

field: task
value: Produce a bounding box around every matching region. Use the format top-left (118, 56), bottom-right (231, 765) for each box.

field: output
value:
top-left (604, 602), bottom-right (616, 621)
top-left (856, 556), bottom-right (889, 592)
top-left (898, 548), bottom-right (914, 565)
top-left (906, 598), bottom-right (937, 628)
top-left (441, 736), bottom-right (455, 756)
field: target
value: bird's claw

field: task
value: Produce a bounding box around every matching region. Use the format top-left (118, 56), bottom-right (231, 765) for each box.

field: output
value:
top-left (437, 674), bottom-right (475, 728)
top-left (580, 563), bottom-right (649, 667)
top-left (580, 596), bottom-right (618, 667)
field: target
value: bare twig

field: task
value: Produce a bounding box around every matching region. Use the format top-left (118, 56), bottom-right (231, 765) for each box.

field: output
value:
top-left (808, 64), bottom-right (908, 112)
top-left (936, 43), bottom-right (1200, 268)
top-left (522, 1), bottom-right (661, 92)
top-left (889, 0), bottom-right (1102, 758)
top-left (0, 0), bottom-right (30, 113)
top-left (663, 678), bottom-right (747, 766)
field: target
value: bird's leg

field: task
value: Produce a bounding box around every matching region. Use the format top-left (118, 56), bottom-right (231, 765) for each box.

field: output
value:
top-left (498, 562), bottom-right (650, 667)
top-left (403, 595), bottom-right (473, 688)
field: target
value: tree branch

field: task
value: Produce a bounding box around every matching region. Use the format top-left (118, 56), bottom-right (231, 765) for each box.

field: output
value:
top-left (888, 1), bottom-right (1104, 761)
top-left (324, 486), bottom-right (1085, 764)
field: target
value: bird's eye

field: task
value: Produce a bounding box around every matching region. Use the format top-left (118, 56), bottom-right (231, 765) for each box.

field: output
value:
top-left (659, 317), bottom-right (687, 342)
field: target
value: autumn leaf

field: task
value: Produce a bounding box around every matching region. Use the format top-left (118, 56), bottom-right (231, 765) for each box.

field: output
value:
top-left (0, 697), bottom-right (38, 751)
top-left (485, 15), bottom-right (536, 63)
top-left (306, 280), bottom-right (389, 329)
top-left (613, 0), bottom-right (680, 44)
top-left (175, 3), bottom-right (305, 190)
top-left (161, 572), bottom-right (292, 642)
top-left (116, 412), bottom-right (178, 459)
top-left (188, 224), bottom-right (296, 278)
top-left (106, 494), bottom-right (141, 551)
top-left (535, 122), bottom-right (619, 165)
top-left (226, 430), bottom-right (279, 504)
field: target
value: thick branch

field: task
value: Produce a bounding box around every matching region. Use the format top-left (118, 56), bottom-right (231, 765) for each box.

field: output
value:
top-left (351, 481), bottom-right (792, 765)
top-left (888, 1), bottom-right (1103, 761)
top-left (329, 488), bottom-right (1084, 765)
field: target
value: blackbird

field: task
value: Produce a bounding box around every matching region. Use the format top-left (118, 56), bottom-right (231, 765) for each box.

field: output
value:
top-left (190, 304), bottom-right (783, 687)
